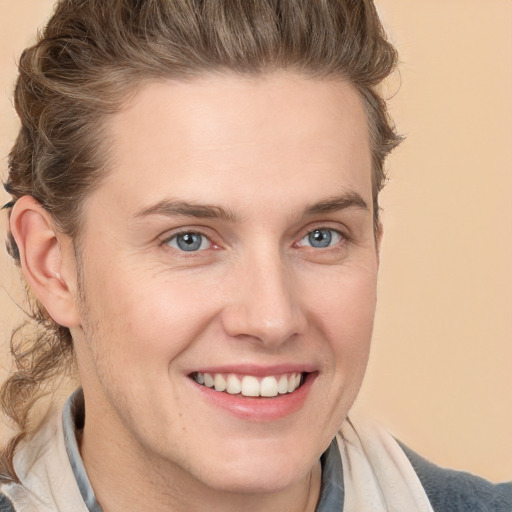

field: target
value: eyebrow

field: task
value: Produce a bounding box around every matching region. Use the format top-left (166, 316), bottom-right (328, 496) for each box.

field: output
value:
top-left (303, 192), bottom-right (369, 216)
top-left (133, 199), bottom-right (238, 222)
top-left (133, 191), bottom-right (368, 222)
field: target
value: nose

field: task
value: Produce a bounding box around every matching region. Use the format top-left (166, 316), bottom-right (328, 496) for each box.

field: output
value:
top-left (221, 252), bottom-right (306, 348)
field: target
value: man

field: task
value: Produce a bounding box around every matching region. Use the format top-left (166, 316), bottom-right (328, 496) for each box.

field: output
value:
top-left (0, 1), bottom-right (511, 511)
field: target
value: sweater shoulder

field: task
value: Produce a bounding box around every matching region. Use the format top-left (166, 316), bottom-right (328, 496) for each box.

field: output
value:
top-left (0, 492), bottom-right (16, 512)
top-left (399, 441), bottom-right (512, 512)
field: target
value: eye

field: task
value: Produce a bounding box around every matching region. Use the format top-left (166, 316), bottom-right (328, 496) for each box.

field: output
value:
top-left (165, 232), bottom-right (212, 252)
top-left (300, 228), bottom-right (343, 248)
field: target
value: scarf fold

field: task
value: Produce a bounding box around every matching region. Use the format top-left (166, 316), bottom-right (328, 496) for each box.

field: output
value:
top-left (339, 419), bottom-right (434, 512)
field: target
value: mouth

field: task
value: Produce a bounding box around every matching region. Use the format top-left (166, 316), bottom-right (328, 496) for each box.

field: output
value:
top-left (189, 371), bottom-right (307, 398)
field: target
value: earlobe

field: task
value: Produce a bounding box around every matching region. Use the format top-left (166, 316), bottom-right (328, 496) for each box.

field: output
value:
top-left (10, 196), bottom-right (81, 328)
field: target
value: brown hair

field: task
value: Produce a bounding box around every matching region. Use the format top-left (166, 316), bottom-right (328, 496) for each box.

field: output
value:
top-left (1, 0), bottom-right (402, 480)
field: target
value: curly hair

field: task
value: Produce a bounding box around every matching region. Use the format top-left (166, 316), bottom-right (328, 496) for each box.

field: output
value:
top-left (1, 0), bottom-right (402, 481)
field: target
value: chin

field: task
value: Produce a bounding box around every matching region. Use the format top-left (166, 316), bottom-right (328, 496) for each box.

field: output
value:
top-left (189, 436), bottom-right (320, 496)
top-left (199, 459), bottom-right (310, 496)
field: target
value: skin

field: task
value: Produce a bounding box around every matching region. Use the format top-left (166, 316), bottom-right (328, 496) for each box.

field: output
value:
top-left (12, 72), bottom-right (380, 512)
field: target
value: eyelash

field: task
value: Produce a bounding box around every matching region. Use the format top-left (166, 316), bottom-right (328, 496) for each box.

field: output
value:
top-left (161, 229), bottom-right (215, 253)
top-left (297, 228), bottom-right (346, 249)
top-left (161, 226), bottom-right (348, 254)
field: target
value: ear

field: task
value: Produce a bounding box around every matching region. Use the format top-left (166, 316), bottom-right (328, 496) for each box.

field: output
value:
top-left (10, 195), bottom-right (81, 328)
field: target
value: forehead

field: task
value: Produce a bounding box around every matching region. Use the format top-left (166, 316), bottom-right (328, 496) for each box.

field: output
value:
top-left (90, 73), bottom-right (372, 220)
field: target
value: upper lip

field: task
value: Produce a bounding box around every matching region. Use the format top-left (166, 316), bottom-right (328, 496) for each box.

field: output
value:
top-left (186, 363), bottom-right (317, 377)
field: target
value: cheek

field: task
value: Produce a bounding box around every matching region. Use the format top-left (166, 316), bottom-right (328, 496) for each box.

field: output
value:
top-left (301, 266), bottom-right (377, 432)
top-left (84, 267), bottom-right (221, 367)
top-left (309, 265), bottom-right (377, 390)
top-left (309, 263), bottom-right (378, 339)
top-left (340, 277), bottom-right (376, 359)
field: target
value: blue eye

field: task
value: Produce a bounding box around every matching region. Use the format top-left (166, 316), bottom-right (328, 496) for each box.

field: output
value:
top-left (166, 232), bottom-right (211, 252)
top-left (301, 229), bottom-right (342, 248)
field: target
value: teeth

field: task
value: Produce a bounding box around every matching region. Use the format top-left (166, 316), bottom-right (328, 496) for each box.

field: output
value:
top-left (204, 373), bottom-right (214, 388)
top-left (278, 375), bottom-right (288, 394)
top-left (288, 373), bottom-right (300, 393)
top-left (226, 374), bottom-right (242, 395)
top-left (260, 376), bottom-right (278, 397)
top-left (194, 372), bottom-right (304, 397)
top-left (214, 374), bottom-right (227, 392)
top-left (241, 376), bottom-right (260, 397)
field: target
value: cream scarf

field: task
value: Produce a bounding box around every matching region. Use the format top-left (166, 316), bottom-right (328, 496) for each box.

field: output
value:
top-left (2, 411), bottom-right (434, 511)
top-left (338, 419), bottom-right (434, 512)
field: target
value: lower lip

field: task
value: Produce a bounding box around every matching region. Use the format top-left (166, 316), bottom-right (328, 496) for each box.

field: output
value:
top-left (191, 373), bottom-right (317, 422)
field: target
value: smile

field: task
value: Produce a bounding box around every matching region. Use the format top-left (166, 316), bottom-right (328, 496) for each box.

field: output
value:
top-left (190, 372), bottom-right (305, 397)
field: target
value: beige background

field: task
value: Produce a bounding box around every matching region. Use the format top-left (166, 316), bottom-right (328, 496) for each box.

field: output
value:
top-left (1, 0), bottom-right (511, 482)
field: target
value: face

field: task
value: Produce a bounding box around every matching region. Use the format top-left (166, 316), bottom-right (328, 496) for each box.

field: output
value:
top-left (70, 73), bottom-right (379, 497)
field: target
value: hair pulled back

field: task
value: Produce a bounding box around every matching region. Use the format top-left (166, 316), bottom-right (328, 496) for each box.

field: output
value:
top-left (1, 0), bottom-right (401, 480)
